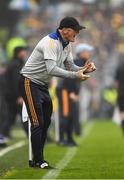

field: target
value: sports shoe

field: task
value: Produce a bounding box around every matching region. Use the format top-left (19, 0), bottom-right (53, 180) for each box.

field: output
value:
top-left (57, 140), bottom-right (68, 146)
top-left (66, 140), bottom-right (78, 147)
top-left (31, 160), bottom-right (54, 169)
top-left (0, 135), bottom-right (7, 147)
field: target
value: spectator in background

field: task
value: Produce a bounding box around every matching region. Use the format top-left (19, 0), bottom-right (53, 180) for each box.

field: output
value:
top-left (57, 77), bottom-right (79, 146)
top-left (0, 61), bottom-right (8, 146)
top-left (3, 46), bottom-right (28, 139)
top-left (57, 43), bottom-right (95, 146)
top-left (115, 54), bottom-right (124, 135)
top-left (74, 43), bottom-right (94, 133)
top-left (100, 85), bottom-right (117, 118)
top-left (75, 43), bottom-right (94, 67)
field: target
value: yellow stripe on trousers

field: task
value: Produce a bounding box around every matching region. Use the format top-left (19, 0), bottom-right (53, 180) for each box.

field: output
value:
top-left (62, 89), bottom-right (69, 117)
top-left (24, 78), bottom-right (39, 126)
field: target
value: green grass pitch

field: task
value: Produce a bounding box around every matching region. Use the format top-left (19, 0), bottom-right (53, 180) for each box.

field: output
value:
top-left (0, 120), bottom-right (124, 179)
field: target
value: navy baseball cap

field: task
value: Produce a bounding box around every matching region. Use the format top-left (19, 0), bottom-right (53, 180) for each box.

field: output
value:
top-left (59, 17), bottom-right (86, 31)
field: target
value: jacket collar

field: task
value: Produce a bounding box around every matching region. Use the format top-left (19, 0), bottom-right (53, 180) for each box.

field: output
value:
top-left (57, 29), bottom-right (69, 49)
top-left (49, 30), bottom-right (69, 49)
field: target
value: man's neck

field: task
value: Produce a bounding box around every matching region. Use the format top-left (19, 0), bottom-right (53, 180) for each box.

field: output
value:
top-left (57, 29), bottom-right (69, 49)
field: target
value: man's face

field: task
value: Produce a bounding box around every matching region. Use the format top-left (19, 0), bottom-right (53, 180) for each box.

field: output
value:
top-left (62, 28), bottom-right (79, 42)
top-left (18, 50), bottom-right (27, 60)
top-left (80, 51), bottom-right (91, 60)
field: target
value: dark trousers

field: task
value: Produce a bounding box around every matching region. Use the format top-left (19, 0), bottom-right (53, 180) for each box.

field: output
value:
top-left (0, 94), bottom-right (9, 136)
top-left (5, 101), bottom-right (22, 136)
top-left (0, 101), bottom-right (17, 136)
top-left (20, 76), bottom-right (52, 162)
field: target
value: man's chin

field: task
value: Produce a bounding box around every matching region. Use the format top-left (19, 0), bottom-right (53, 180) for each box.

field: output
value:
top-left (70, 38), bottom-right (75, 42)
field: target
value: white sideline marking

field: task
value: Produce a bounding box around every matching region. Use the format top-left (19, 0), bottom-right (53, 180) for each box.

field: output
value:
top-left (42, 123), bottom-right (94, 180)
top-left (0, 141), bottom-right (26, 157)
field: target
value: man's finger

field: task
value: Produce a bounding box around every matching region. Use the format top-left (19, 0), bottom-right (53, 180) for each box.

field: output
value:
top-left (81, 74), bottom-right (90, 78)
top-left (82, 65), bottom-right (91, 72)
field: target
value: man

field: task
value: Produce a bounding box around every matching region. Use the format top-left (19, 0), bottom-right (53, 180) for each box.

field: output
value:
top-left (20, 17), bottom-right (96, 169)
top-left (75, 43), bottom-right (94, 67)
top-left (0, 60), bottom-right (8, 147)
top-left (57, 43), bottom-right (94, 146)
top-left (1, 46), bottom-right (27, 139)
top-left (57, 77), bottom-right (80, 146)
top-left (115, 54), bottom-right (124, 135)
top-left (74, 43), bottom-right (94, 134)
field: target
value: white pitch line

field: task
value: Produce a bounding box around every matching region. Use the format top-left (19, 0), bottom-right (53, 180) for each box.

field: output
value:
top-left (42, 122), bottom-right (94, 180)
top-left (0, 141), bottom-right (26, 157)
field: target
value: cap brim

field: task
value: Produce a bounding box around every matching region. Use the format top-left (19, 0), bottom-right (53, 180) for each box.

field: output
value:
top-left (73, 25), bottom-right (86, 31)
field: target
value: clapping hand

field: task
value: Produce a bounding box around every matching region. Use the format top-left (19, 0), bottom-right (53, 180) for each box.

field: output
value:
top-left (83, 61), bottom-right (96, 73)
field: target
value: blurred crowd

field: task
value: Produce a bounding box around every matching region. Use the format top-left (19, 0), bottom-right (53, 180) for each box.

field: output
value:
top-left (1, 0), bottom-right (124, 146)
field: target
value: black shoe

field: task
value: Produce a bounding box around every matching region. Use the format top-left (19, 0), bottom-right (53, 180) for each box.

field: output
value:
top-left (57, 140), bottom-right (68, 146)
top-left (31, 160), bottom-right (54, 169)
top-left (0, 135), bottom-right (7, 147)
top-left (66, 140), bottom-right (78, 147)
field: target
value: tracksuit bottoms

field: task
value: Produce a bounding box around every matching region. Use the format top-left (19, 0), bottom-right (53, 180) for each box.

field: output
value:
top-left (20, 75), bottom-right (52, 163)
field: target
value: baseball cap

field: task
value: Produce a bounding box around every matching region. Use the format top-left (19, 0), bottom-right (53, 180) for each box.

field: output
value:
top-left (59, 17), bottom-right (86, 31)
top-left (76, 43), bottom-right (94, 54)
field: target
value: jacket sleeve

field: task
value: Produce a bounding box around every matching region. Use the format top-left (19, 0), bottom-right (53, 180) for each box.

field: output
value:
top-left (64, 45), bottom-right (83, 71)
top-left (45, 59), bottom-right (77, 79)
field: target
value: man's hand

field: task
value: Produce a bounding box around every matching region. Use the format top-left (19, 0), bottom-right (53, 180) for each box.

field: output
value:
top-left (69, 92), bottom-right (78, 102)
top-left (76, 67), bottom-right (90, 81)
top-left (17, 97), bottom-right (23, 105)
top-left (83, 61), bottom-right (96, 73)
